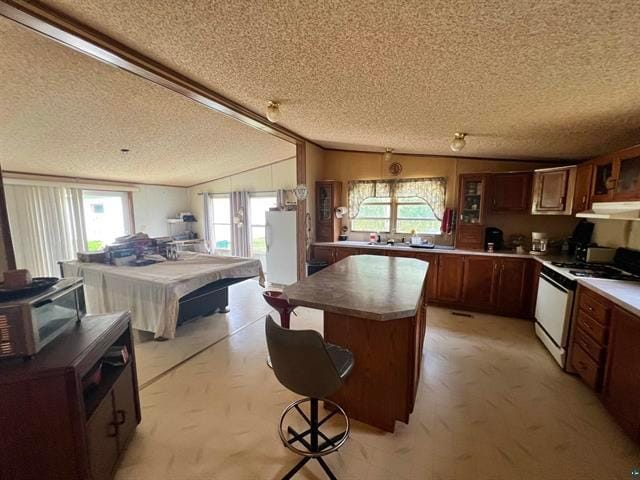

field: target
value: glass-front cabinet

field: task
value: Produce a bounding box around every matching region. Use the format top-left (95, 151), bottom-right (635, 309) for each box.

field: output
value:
top-left (592, 156), bottom-right (615, 202)
top-left (456, 174), bottom-right (486, 250)
top-left (315, 181), bottom-right (342, 242)
top-left (614, 154), bottom-right (640, 200)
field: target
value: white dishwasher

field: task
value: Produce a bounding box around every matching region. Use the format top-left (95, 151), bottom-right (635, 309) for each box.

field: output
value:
top-left (534, 265), bottom-right (577, 368)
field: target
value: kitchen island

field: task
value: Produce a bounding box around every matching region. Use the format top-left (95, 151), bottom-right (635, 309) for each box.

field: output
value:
top-left (284, 254), bottom-right (429, 432)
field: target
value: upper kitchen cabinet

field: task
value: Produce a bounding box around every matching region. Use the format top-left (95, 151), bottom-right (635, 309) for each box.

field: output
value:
top-left (573, 163), bottom-right (594, 213)
top-left (488, 172), bottom-right (532, 212)
top-left (531, 164), bottom-right (593, 215)
top-left (456, 174), bottom-right (487, 250)
top-left (315, 181), bottom-right (342, 242)
top-left (587, 144), bottom-right (640, 203)
top-left (591, 155), bottom-right (616, 202)
top-left (613, 151), bottom-right (640, 201)
top-left (531, 166), bottom-right (576, 215)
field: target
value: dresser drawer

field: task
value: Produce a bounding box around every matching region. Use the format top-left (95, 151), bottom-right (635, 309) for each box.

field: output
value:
top-left (578, 290), bottom-right (610, 325)
top-left (575, 309), bottom-right (608, 345)
top-left (573, 326), bottom-right (605, 364)
top-left (570, 344), bottom-right (600, 390)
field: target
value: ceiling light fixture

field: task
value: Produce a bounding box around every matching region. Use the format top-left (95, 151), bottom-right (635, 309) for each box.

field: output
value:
top-left (450, 133), bottom-right (466, 152)
top-left (266, 101), bottom-right (281, 123)
top-left (383, 147), bottom-right (393, 162)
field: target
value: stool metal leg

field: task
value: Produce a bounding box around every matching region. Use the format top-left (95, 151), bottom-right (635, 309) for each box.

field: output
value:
top-left (278, 398), bottom-right (349, 479)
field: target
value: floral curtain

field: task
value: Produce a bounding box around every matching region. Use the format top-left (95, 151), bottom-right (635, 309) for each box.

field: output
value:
top-left (348, 177), bottom-right (447, 220)
top-left (347, 180), bottom-right (392, 218)
top-left (395, 177), bottom-right (447, 220)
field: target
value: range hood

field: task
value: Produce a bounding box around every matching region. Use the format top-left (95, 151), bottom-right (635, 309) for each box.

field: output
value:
top-left (576, 201), bottom-right (640, 220)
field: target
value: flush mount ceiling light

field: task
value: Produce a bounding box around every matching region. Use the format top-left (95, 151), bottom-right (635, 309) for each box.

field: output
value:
top-left (266, 101), bottom-right (281, 123)
top-left (450, 133), bottom-right (467, 152)
top-left (382, 147), bottom-right (393, 162)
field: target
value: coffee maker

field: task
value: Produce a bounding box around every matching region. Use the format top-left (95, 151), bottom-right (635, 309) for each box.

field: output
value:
top-left (530, 232), bottom-right (549, 255)
top-left (485, 227), bottom-right (504, 251)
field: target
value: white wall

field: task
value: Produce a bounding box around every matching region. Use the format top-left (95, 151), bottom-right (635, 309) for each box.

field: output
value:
top-left (591, 219), bottom-right (640, 250)
top-left (188, 158), bottom-right (297, 238)
top-left (132, 184), bottom-right (189, 237)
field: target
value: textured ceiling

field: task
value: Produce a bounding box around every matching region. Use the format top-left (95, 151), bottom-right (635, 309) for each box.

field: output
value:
top-left (35, 0), bottom-right (640, 160)
top-left (0, 17), bottom-right (295, 187)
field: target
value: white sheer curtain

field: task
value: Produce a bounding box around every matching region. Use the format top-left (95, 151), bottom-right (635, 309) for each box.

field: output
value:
top-left (4, 184), bottom-right (87, 277)
top-left (230, 191), bottom-right (251, 257)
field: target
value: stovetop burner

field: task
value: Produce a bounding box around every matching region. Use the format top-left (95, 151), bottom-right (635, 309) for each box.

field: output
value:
top-left (552, 261), bottom-right (640, 281)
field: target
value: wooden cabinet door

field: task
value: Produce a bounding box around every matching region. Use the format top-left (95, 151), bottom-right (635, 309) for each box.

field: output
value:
top-left (435, 255), bottom-right (464, 303)
top-left (315, 182), bottom-right (342, 242)
top-left (602, 307), bottom-right (640, 440)
top-left (112, 363), bottom-right (138, 451)
top-left (489, 173), bottom-right (532, 212)
top-left (613, 153), bottom-right (640, 201)
top-left (495, 259), bottom-right (530, 317)
top-left (456, 175), bottom-right (486, 250)
top-left (535, 169), bottom-right (569, 211)
top-left (573, 163), bottom-right (593, 213)
top-left (591, 157), bottom-right (615, 202)
top-left (414, 253), bottom-right (438, 301)
top-left (312, 246), bottom-right (335, 264)
top-left (86, 393), bottom-right (119, 480)
top-left (461, 256), bottom-right (497, 308)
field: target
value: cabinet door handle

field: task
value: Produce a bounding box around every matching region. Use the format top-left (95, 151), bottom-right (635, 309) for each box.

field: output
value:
top-left (586, 305), bottom-right (594, 312)
top-left (115, 409), bottom-right (126, 426)
top-left (108, 423), bottom-right (118, 437)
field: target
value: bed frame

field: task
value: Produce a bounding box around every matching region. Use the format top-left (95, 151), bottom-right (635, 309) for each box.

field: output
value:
top-left (175, 276), bottom-right (252, 326)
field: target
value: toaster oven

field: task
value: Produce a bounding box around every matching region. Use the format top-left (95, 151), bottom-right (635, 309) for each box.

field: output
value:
top-left (0, 277), bottom-right (86, 359)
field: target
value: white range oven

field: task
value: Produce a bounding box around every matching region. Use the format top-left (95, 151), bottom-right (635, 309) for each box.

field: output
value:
top-left (534, 265), bottom-right (577, 368)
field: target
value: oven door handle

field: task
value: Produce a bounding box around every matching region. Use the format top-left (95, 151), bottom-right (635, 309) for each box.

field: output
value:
top-left (539, 273), bottom-right (569, 293)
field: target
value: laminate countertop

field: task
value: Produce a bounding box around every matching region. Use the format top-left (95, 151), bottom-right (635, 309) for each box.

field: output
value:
top-left (284, 255), bottom-right (429, 321)
top-left (313, 241), bottom-right (560, 261)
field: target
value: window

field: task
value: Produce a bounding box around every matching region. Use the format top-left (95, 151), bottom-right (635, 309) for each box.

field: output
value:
top-left (249, 193), bottom-right (277, 269)
top-left (395, 196), bottom-right (441, 234)
top-left (82, 191), bottom-right (132, 251)
top-left (211, 195), bottom-right (232, 254)
top-left (350, 197), bottom-right (391, 232)
top-left (349, 178), bottom-right (446, 235)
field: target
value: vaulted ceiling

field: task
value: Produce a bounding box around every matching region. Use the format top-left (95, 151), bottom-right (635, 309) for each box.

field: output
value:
top-left (0, 17), bottom-right (295, 186)
top-left (33, 0), bottom-right (640, 160)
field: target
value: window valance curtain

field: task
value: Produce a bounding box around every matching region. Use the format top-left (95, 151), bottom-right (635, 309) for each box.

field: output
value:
top-left (348, 177), bottom-right (447, 220)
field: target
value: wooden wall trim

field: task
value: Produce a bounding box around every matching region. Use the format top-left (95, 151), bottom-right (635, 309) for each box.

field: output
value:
top-left (296, 143), bottom-right (306, 280)
top-left (0, 170), bottom-right (16, 270)
top-left (0, 0), bottom-right (314, 148)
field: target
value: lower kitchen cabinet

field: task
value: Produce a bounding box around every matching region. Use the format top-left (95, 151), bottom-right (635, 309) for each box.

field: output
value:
top-left (435, 255), bottom-right (465, 303)
top-left (312, 246), bottom-right (336, 264)
top-left (602, 306), bottom-right (640, 441)
top-left (461, 256), bottom-right (497, 309)
top-left (334, 247), bottom-right (360, 261)
top-left (495, 258), bottom-right (531, 316)
top-left (414, 252), bottom-right (439, 301)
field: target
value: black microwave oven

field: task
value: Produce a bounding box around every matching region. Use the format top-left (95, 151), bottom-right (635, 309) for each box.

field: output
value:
top-left (0, 277), bottom-right (86, 359)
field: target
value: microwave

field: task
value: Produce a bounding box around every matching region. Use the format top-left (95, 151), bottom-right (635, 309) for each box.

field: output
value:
top-left (0, 277), bottom-right (86, 359)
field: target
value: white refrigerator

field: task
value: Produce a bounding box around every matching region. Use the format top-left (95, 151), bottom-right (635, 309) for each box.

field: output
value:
top-left (265, 211), bottom-right (298, 285)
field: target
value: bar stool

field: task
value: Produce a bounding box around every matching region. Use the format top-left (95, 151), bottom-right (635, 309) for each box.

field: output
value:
top-left (262, 291), bottom-right (296, 329)
top-left (265, 315), bottom-right (354, 480)
top-left (263, 291), bottom-right (297, 368)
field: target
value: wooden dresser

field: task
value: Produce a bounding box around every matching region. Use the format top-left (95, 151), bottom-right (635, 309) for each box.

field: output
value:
top-left (0, 311), bottom-right (140, 480)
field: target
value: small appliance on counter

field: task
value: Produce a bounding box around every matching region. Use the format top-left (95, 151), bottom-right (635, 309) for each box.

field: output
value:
top-left (567, 219), bottom-right (594, 255)
top-left (575, 245), bottom-right (616, 264)
top-left (530, 232), bottom-right (549, 255)
top-left (0, 277), bottom-right (86, 359)
top-left (485, 227), bottom-right (504, 251)
top-left (338, 226), bottom-right (348, 241)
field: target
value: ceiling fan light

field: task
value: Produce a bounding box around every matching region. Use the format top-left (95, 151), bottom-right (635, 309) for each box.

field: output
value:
top-left (266, 101), bottom-right (281, 123)
top-left (450, 133), bottom-right (466, 152)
